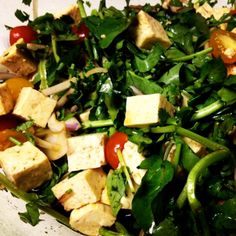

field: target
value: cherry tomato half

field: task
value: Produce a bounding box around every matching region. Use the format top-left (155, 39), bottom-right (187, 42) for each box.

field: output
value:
top-left (105, 132), bottom-right (128, 169)
top-left (0, 114), bottom-right (22, 131)
top-left (209, 29), bottom-right (236, 64)
top-left (71, 23), bottom-right (90, 43)
top-left (10, 25), bottom-right (37, 45)
top-left (230, 9), bottom-right (236, 15)
top-left (6, 77), bottom-right (33, 102)
top-left (0, 129), bottom-right (27, 151)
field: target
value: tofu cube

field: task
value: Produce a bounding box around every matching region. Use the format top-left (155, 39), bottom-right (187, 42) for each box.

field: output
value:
top-left (0, 141), bottom-right (52, 191)
top-left (124, 93), bottom-right (175, 127)
top-left (69, 203), bottom-right (116, 236)
top-left (13, 87), bottom-right (57, 128)
top-left (122, 141), bottom-right (146, 185)
top-left (0, 39), bottom-right (37, 77)
top-left (52, 168), bottom-right (106, 211)
top-left (0, 83), bottom-right (14, 115)
top-left (67, 133), bottom-right (107, 172)
top-left (134, 10), bottom-right (171, 49)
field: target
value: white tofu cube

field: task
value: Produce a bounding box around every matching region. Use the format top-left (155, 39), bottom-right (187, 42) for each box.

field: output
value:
top-left (0, 39), bottom-right (37, 77)
top-left (0, 83), bottom-right (14, 115)
top-left (69, 203), bottom-right (116, 236)
top-left (0, 141), bottom-right (52, 191)
top-left (67, 133), bottom-right (107, 172)
top-left (134, 10), bottom-right (171, 49)
top-left (52, 168), bottom-right (106, 211)
top-left (122, 141), bottom-right (146, 185)
top-left (13, 87), bottom-right (57, 128)
top-left (124, 93), bottom-right (175, 127)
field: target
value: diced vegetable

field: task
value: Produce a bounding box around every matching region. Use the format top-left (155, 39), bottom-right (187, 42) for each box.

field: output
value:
top-left (9, 26), bottom-right (37, 45)
top-left (105, 132), bottom-right (128, 169)
top-left (209, 29), bottom-right (236, 64)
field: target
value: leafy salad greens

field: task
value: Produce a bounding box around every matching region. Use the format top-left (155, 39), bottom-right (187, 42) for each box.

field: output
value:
top-left (0, 0), bottom-right (236, 235)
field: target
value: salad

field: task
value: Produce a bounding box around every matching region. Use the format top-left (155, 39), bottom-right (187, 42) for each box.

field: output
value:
top-left (0, 0), bottom-right (236, 235)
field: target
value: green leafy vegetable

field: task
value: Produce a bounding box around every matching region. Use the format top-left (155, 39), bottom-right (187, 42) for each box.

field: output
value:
top-left (107, 169), bottom-right (127, 216)
top-left (19, 202), bottom-right (40, 226)
top-left (132, 159), bottom-right (174, 230)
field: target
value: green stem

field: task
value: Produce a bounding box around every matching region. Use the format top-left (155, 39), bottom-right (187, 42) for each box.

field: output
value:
top-left (8, 137), bottom-right (22, 146)
top-left (176, 126), bottom-right (227, 151)
top-left (186, 149), bottom-right (230, 212)
top-left (51, 34), bottom-right (60, 63)
top-left (117, 149), bottom-right (135, 193)
top-left (191, 100), bottom-right (225, 121)
top-left (99, 228), bottom-right (123, 236)
top-left (152, 125), bottom-right (227, 151)
top-left (0, 173), bottom-right (70, 227)
top-left (82, 119), bottom-right (113, 129)
top-left (151, 125), bottom-right (176, 133)
top-left (38, 59), bottom-right (48, 90)
top-left (77, 0), bottom-right (87, 18)
top-left (176, 184), bottom-right (187, 209)
top-left (77, 0), bottom-right (93, 58)
top-left (0, 173), bottom-right (38, 202)
top-left (197, 209), bottom-right (211, 236)
top-left (99, 0), bottom-right (106, 11)
top-left (172, 47), bottom-right (213, 62)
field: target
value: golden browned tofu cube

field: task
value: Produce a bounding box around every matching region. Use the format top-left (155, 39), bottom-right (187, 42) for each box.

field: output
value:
top-left (0, 39), bottom-right (37, 77)
top-left (0, 141), bottom-right (52, 191)
top-left (70, 203), bottom-right (116, 236)
top-left (0, 83), bottom-right (14, 115)
top-left (13, 87), bottom-right (57, 128)
top-left (134, 10), bottom-right (171, 49)
top-left (52, 168), bottom-right (106, 211)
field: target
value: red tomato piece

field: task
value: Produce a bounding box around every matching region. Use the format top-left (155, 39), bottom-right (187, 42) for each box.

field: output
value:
top-left (230, 9), bottom-right (236, 15)
top-left (0, 129), bottom-right (27, 151)
top-left (209, 29), bottom-right (236, 64)
top-left (71, 23), bottom-right (90, 43)
top-left (105, 132), bottom-right (128, 169)
top-left (0, 114), bottom-right (22, 131)
top-left (10, 25), bottom-right (37, 45)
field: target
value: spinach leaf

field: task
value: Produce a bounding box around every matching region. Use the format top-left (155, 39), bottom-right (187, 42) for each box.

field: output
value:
top-left (217, 87), bottom-right (236, 103)
top-left (159, 63), bottom-right (183, 85)
top-left (210, 198), bottom-right (236, 230)
top-left (107, 169), bottom-right (127, 216)
top-left (15, 10), bottom-right (30, 22)
top-left (85, 14), bottom-right (131, 49)
top-left (149, 217), bottom-right (180, 236)
top-left (199, 58), bottom-right (227, 85)
top-left (224, 75), bottom-right (236, 87)
top-left (207, 178), bottom-right (236, 200)
top-left (100, 77), bottom-right (119, 121)
top-left (38, 160), bottom-right (68, 204)
top-left (126, 70), bottom-right (163, 94)
top-left (165, 47), bottom-right (186, 61)
top-left (180, 142), bottom-right (199, 172)
top-left (22, 0), bottom-right (32, 5)
top-left (134, 44), bottom-right (164, 72)
top-left (132, 159), bottom-right (174, 230)
top-left (18, 202), bottom-right (40, 226)
top-left (169, 24), bottom-right (194, 54)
